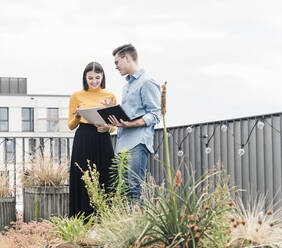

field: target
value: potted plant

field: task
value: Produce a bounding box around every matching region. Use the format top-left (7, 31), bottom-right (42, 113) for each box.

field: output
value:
top-left (0, 171), bottom-right (16, 229)
top-left (22, 156), bottom-right (69, 223)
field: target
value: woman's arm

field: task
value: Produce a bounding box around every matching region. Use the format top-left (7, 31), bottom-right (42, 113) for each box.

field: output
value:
top-left (68, 94), bottom-right (81, 130)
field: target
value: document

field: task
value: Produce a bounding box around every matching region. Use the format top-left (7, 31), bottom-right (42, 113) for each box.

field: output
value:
top-left (77, 107), bottom-right (106, 124)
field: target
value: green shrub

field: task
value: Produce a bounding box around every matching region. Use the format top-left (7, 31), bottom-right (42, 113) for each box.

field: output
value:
top-left (51, 213), bottom-right (94, 245)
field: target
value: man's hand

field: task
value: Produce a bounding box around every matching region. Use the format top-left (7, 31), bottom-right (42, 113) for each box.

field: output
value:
top-left (108, 115), bottom-right (146, 128)
top-left (108, 115), bottom-right (131, 127)
top-left (100, 96), bottom-right (115, 107)
top-left (95, 123), bottom-right (111, 133)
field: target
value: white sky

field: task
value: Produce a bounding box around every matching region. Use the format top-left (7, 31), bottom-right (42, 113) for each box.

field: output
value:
top-left (1, 0), bottom-right (282, 127)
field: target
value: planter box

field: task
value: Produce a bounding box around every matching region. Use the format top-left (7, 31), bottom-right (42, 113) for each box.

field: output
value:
top-left (23, 186), bottom-right (69, 223)
top-left (0, 197), bottom-right (16, 229)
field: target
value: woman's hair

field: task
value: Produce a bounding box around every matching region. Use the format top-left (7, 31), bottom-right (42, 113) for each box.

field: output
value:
top-left (83, 62), bottom-right (106, 90)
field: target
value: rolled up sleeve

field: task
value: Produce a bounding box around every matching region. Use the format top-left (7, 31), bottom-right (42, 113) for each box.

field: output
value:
top-left (141, 80), bottom-right (161, 126)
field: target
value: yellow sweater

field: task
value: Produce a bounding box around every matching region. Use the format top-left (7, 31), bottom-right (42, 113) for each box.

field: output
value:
top-left (68, 87), bottom-right (117, 132)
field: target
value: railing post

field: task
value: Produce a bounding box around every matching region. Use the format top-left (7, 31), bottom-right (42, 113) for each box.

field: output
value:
top-left (50, 138), bottom-right (53, 160)
top-left (4, 138), bottom-right (7, 171)
top-left (22, 138), bottom-right (25, 172)
top-left (39, 137), bottom-right (44, 157)
top-left (58, 138), bottom-right (62, 164)
top-left (13, 138), bottom-right (16, 201)
top-left (67, 138), bottom-right (70, 161)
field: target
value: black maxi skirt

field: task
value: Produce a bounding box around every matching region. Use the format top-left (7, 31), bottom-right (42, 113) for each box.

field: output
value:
top-left (69, 123), bottom-right (114, 217)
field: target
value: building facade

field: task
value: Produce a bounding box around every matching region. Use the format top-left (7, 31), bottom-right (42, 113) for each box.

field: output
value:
top-left (0, 77), bottom-right (73, 165)
top-left (0, 77), bottom-right (72, 136)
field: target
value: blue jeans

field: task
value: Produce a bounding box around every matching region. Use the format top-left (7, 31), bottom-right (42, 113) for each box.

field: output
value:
top-left (126, 143), bottom-right (149, 201)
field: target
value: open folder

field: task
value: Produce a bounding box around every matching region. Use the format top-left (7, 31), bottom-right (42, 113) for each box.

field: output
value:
top-left (98, 105), bottom-right (144, 124)
top-left (77, 105), bottom-right (143, 125)
top-left (97, 105), bottom-right (131, 124)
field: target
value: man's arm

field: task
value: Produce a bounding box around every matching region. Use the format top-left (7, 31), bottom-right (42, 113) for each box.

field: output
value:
top-left (140, 80), bottom-right (161, 126)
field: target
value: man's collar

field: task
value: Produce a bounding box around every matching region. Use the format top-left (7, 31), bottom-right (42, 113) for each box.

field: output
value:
top-left (126, 68), bottom-right (144, 82)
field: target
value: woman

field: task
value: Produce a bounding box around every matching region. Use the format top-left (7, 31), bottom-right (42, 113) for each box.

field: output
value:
top-left (68, 62), bottom-right (117, 217)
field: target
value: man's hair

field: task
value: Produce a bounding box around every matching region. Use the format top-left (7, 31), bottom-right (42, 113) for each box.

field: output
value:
top-left (112, 44), bottom-right (138, 61)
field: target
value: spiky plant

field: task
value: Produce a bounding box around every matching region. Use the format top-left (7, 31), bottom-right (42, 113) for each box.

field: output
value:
top-left (109, 149), bottom-right (130, 198)
top-left (140, 167), bottom-right (235, 248)
top-left (139, 83), bottom-right (235, 248)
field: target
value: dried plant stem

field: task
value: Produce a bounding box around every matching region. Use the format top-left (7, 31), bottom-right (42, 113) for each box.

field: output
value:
top-left (161, 82), bottom-right (173, 197)
top-left (163, 116), bottom-right (172, 189)
top-left (0, 171), bottom-right (11, 197)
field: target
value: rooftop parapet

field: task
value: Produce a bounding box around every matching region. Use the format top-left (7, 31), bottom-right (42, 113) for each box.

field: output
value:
top-left (0, 77), bottom-right (27, 95)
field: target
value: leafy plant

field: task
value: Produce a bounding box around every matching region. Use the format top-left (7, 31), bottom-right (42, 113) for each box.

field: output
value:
top-left (76, 160), bottom-right (109, 216)
top-left (51, 213), bottom-right (96, 246)
top-left (76, 150), bottom-right (131, 218)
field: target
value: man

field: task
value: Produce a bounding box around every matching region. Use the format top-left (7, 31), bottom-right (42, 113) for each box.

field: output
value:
top-left (109, 44), bottom-right (161, 201)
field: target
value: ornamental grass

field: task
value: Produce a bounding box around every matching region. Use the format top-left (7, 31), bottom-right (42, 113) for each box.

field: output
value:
top-left (225, 194), bottom-right (282, 248)
top-left (21, 154), bottom-right (69, 187)
top-left (0, 171), bottom-right (11, 198)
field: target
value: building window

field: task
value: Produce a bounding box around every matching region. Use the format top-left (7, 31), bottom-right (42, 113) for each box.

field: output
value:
top-left (22, 108), bottom-right (34, 132)
top-left (47, 108), bottom-right (59, 132)
top-left (0, 107), bottom-right (8, 132)
top-left (6, 138), bottom-right (15, 163)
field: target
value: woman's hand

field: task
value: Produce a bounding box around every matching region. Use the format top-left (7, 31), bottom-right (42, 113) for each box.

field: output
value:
top-left (73, 110), bottom-right (81, 120)
top-left (100, 96), bottom-right (115, 107)
top-left (95, 123), bottom-right (110, 133)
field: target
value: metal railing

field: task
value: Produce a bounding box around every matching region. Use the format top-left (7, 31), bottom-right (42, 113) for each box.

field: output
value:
top-left (0, 137), bottom-right (73, 209)
top-left (147, 112), bottom-right (282, 209)
top-left (1, 111), bottom-right (282, 209)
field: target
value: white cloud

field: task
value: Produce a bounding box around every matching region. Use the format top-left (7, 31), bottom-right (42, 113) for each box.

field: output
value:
top-left (198, 63), bottom-right (282, 105)
top-left (1, 0), bottom-right (282, 126)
